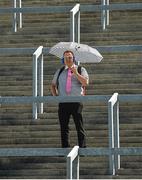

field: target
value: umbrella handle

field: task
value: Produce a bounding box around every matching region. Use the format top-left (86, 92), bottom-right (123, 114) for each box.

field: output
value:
top-left (77, 61), bottom-right (80, 65)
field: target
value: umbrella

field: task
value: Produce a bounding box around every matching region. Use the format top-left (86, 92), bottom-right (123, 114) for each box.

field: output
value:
top-left (49, 42), bottom-right (103, 63)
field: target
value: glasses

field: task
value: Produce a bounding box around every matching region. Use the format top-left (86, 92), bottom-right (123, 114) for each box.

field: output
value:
top-left (64, 56), bottom-right (73, 61)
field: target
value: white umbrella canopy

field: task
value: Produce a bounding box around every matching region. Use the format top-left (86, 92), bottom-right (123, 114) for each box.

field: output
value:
top-left (49, 42), bottom-right (103, 63)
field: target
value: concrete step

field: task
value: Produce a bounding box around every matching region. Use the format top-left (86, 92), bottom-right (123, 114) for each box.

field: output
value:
top-left (1, 34), bottom-right (142, 45)
top-left (22, 0), bottom-right (100, 6)
top-left (0, 65), bottom-right (141, 76)
top-left (118, 168), bottom-right (142, 175)
top-left (1, 159), bottom-right (116, 170)
top-left (0, 131), bottom-right (141, 143)
top-left (111, 0), bottom-right (142, 3)
top-left (0, 123), bottom-right (109, 132)
top-left (0, 168), bottom-right (66, 177)
top-left (0, 130), bottom-right (107, 138)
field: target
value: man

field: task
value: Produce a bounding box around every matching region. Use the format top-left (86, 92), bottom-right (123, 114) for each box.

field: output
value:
top-left (51, 50), bottom-right (89, 148)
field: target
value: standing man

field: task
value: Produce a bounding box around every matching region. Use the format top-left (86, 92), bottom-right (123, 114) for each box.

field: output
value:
top-left (51, 50), bottom-right (89, 148)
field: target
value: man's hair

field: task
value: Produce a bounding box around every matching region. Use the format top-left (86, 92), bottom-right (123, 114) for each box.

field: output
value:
top-left (62, 50), bottom-right (75, 64)
top-left (63, 50), bottom-right (74, 57)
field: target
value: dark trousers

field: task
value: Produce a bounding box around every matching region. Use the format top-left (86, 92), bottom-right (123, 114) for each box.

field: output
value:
top-left (58, 102), bottom-right (86, 148)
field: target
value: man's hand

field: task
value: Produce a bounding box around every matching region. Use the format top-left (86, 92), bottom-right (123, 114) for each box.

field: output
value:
top-left (70, 66), bottom-right (78, 75)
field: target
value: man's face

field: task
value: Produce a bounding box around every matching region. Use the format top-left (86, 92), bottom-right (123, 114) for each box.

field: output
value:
top-left (64, 52), bottom-right (74, 68)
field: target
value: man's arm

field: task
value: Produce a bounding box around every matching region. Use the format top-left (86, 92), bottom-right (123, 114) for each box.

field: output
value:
top-left (51, 69), bottom-right (60, 96)
top-left (50, 83), bottom-right (58, 96)
top-left (75, 73), bottom-right (88, 86)
top-left (70, 66), bottom-right (89, 86)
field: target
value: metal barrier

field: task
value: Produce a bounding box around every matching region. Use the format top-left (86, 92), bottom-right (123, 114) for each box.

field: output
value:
top-left (0, 94), bottom-right (142, 179)
top-left (0, 45), bottom-right (142, 117)
top-left (80, 3), bottom-right (142, 30)
top-left (0, 2), bottom-right (142, 32)
top-left (0, 146), bottom-right (142, 179)
top-left (79, 147), bottom-right (142, 177)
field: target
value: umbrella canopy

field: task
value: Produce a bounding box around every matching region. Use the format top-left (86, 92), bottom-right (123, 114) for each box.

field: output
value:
top-left (49, 42), bottom-right (103, 63)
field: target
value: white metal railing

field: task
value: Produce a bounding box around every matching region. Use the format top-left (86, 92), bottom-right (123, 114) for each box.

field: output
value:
top-left (1, 3), bottom-right (142, 32)
top-left (32, 46), bottom-right (44, 119)
top-left (0, 146), bottom-right (142, 179)
top-left (0, 45), bottom-right (142, 117)
top-left (67, 146), bottom-right (79, 179)
top-left (108, 93), bottom-right (120, 175)
top-left (70, 4), bottom-right (80, 43)
top-left (0, 94), bottom-right (142, 178)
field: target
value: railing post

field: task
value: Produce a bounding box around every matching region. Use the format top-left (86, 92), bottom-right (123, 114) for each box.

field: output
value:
top-left (70, 10), bottom-right (74, 42)
top-left (38, 53), bottom-right (43, 114)
top-left (106, 0), bottom-right (109, 26)
top-left (67, 146), bottom-right (79, 179)
top-left (114, 98), bottom-right (120, 170)
top-left (101, 0), bottom-right (109, 30)
top-left (75, 8), bottom-right (80, 43)
top-left (70, 4), bottom-right (80, 43)
top-left (18, 0), bottom-right (22, 29)
top-left (108, 97), bottom-right (115, 175)
top-left (32, 46), bottom-right (43, 120)
top-left (108, 92), bottom-right (119, 175)
top-left (12, 0), bottom-right (22, 32)
top-left (32, 54), bottom-right (38, 120)
top-left (12, 0), bottom-right (17, 32)
top-left (101, 0), bottom-right (105, 30)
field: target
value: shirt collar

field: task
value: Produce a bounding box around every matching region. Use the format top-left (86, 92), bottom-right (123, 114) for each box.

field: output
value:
top-left (65, 64), bottom-right (76, 70)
